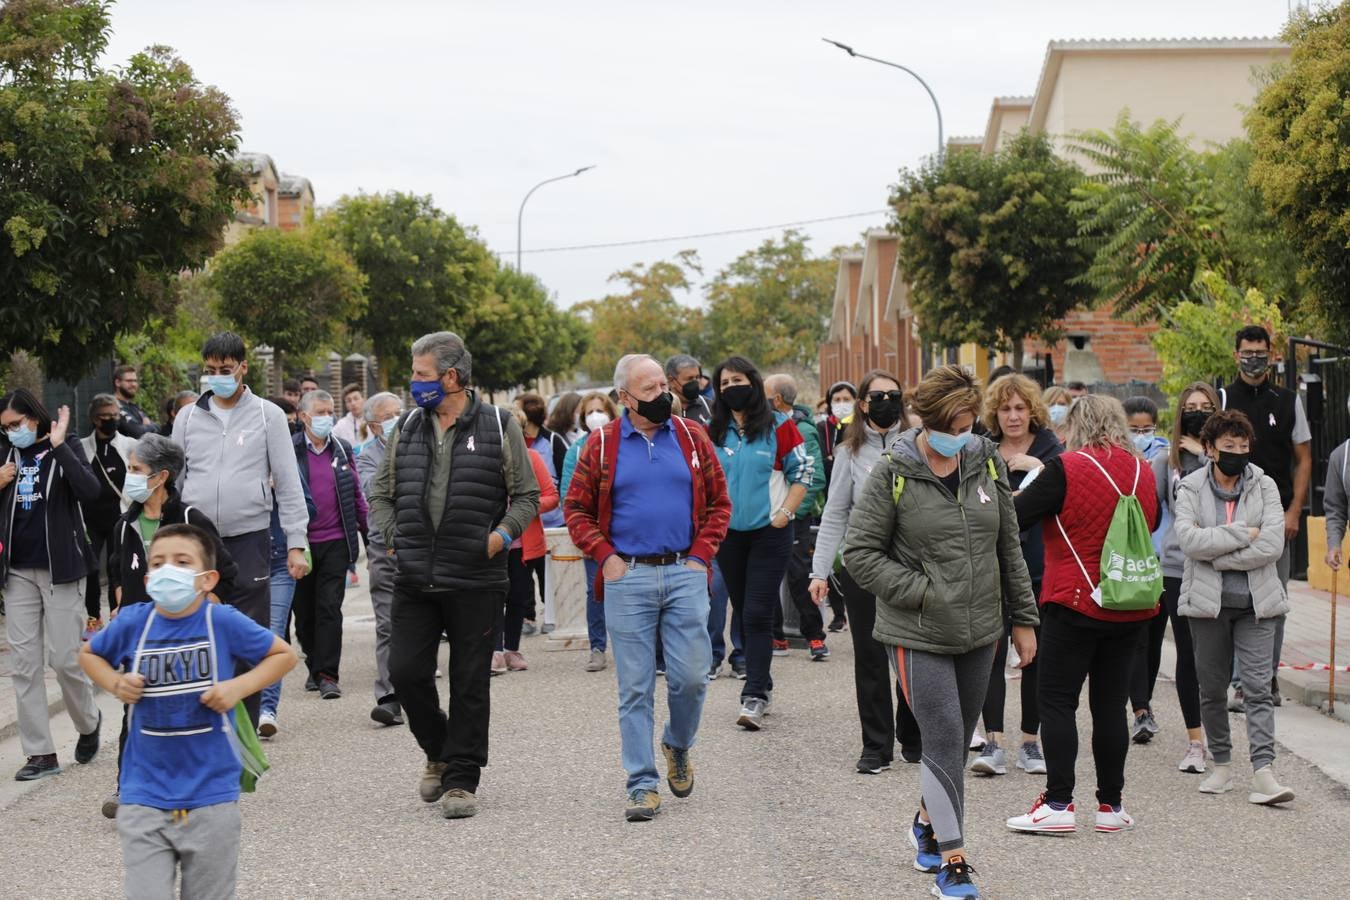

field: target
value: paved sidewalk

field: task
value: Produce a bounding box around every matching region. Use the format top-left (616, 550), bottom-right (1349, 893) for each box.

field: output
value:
top-left (4, 572), bottom-right (1350, 898)
top-left (1277, 579), bottom-right (1350, 716)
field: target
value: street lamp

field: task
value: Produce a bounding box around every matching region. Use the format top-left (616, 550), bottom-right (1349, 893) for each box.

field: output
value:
top-left (516, 165), bottom-right (596, 271)
top-left (822, 38), bottom-right (944, 165)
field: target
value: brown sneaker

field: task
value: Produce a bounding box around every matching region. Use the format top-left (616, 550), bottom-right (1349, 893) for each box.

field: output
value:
top-left (419, 761), bottom-right (448, 802)
top-left (440, 788), bottom-right (478, 819)
top-left (661, 742), bottom-right (694, 798)
top-left (625, 789), bottom-right (661, 822)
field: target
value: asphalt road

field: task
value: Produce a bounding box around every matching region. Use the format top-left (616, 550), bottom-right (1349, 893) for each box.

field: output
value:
top-left (3, 577), bottom-right (1349, 900)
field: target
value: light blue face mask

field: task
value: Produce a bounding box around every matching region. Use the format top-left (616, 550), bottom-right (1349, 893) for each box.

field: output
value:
top-left (927, 429), bottom-right (972, 458)
top-left (124, 472), bottom-right (156, 503)
top-left (1132, 432), bottom-right (1155, 453)
top-left (7, 423), bottom-right (36, 449)
top-left (381, 416), bottom-right (399, 439)
top-left (146, 564), bottom-right (204, 614)
top-left (308, 415), bottom-right (334, 439)
top-left (1048, 404), bottom-right (1068, 425)
top-left (205, 374), bottom-right (239, 399)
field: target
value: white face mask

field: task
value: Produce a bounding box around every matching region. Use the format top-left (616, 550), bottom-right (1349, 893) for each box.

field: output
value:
top-left (831, 401), bottom-right (854, 420)
top-left (584, 411), bottom-right (611, 431)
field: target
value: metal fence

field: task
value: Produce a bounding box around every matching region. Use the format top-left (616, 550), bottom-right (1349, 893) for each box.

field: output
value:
top-left (1285, 338), bottom-right (1350, 579)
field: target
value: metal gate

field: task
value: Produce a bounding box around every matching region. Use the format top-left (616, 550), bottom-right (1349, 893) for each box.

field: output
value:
top-left (1286, 337), bottom-right (1350, 578)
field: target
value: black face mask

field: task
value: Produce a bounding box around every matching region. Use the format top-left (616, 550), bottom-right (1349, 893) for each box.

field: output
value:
top-left (720, 384), bottom-right (756, 412)
top-left (681, 380), bottom-right (702, 403)
top-left (631, 391), bottom-right (673, 425)
top-left (866, 399), bottom-right (902, 429)
top-left (1180, 410), bottom-right (1211, 438)
top-left (1215, 451), bottom-right (1249, 477)
top-left (96, 418), bottom-right (118, 437)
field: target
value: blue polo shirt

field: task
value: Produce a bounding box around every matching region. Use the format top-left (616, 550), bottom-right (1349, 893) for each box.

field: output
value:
top-left (609, 412), bottom-right (695, 561)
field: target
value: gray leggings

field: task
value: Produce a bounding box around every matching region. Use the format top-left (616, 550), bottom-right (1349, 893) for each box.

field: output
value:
top-left (890, 642), bottom-right (996, 852)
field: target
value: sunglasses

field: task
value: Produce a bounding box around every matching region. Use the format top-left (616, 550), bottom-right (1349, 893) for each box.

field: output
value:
top-left (865, 391), bottom-right (903, 404)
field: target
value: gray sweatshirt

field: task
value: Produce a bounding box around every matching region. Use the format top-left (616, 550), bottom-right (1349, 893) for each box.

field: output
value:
top-left (171, 388), bottom-right (309, 548)
top-left (810, 422), bottom-right (904, 580)
top-left (1152, 449), bottom-right (1207, 579)
top-left (1326, 441), bottom-right (1350, 552)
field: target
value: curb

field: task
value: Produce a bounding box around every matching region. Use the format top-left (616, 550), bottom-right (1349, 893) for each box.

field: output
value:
top-left (0, 691), bottom-right (68, 745)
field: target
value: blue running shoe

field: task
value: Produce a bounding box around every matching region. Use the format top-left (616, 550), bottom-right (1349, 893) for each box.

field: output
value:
top-left (932, 855), bottom-right (979, 899)
top-left (908, 811), bottom-right (942, 874)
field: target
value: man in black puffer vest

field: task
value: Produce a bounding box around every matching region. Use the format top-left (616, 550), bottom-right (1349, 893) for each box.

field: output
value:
top-left (369, 331), bottom-right (540, 821)
top-left (1221, 324), bottom-right (1312, 702)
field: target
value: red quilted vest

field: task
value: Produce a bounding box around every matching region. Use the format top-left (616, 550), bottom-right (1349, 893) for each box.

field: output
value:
top-left (1039, 446), bottom-right (1160, 622)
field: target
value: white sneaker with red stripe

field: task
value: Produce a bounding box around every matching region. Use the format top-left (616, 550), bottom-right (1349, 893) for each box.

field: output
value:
top-left (1006, 794), bottom-right (1076, 834)
top-left (1094, 803), bottom-right (1135, 833)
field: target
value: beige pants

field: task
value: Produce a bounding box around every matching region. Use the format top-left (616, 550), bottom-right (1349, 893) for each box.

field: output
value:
top-left (5, 568), bottom-right (100, 756)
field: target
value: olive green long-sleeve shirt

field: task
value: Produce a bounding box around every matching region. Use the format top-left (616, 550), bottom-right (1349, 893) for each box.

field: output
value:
top-left (368, 399), bottom-right (540, 549)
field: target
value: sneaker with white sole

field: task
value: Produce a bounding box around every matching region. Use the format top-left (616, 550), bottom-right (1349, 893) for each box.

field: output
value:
top-left (1006, 793), bottom-right (1076, 834)
top-left (908, 811), bottom-right (942, 873)
top-left (932, 854), bottom-right (980, 898)
top-left (969, 727), bottom-right (985, 752)
top-left (257, 711), bottom-right (278, 740)
top-left (970, 741), bottom-right (1006, 776)
top-left (1249, 766), bottom-right (1295, 805)
top-left (1094, 803), bottom-right (1134, 833)
top-left (737, 697), bottom-right (768, 731)
top-left (584, 649), bottom-right (607, 672)
top-left (1130, 710), bottom-right (1159, 745)
top-left (1017, 741), bottom-right (1047, 775)
top-left (1178, 741), bottom-right (1206, 774)
top-left (1199, 763), bottom-right (1233, 794)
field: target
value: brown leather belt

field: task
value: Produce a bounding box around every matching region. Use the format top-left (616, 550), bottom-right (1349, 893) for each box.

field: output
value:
top-left (620, 552), bottom-right (688, 567)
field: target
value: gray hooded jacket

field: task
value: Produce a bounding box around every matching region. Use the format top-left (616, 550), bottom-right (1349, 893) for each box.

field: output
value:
top-left (810, 421), bottom-right (905, 580)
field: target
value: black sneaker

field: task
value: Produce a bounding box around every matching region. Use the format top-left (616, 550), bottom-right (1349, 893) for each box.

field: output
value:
top-left (828, 614), bottom-right (847, 633)
top-left (74, 711), bottom-right (102, 764)
top-left (370, 701), bottom-right (404, 726)
top-left (319, 677), bottom-right (342, 700)
top-left (730, 662), bottom-right (747, 680)
top-left (304, 674), bottom-right (319, 692)
top-left (15, 754), bottom-right (61, 781)
top-left (900, 745), bottom-right (923, 764)
top-left (856, 753), bottom-right (890, 775)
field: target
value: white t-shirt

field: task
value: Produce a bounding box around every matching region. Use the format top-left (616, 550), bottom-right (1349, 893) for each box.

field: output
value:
top-left (210, 396), bottom-right (235, 433)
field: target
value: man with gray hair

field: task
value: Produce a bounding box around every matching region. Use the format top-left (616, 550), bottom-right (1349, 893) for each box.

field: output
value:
top-left (356, 391), bottom-right (404, 727)
top-left (665, 354), bottom-right (712, 427)
top-left (369, 331), bottom-right (540, 820)
top-left (565, 353), bottom-right (731, 821)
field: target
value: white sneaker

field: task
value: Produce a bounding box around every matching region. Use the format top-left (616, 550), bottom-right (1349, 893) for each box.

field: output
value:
top-left (1094, 803), bottom-right (1135, 833)
top-left (1249, 766), bottom-right (1295, 805)
top-left (1006, 794), bottom-right (1076, 834)
top-left (1178, 741), bottom-right (1206, 774)
top-left (1199, 763), bottom-right (1233, 794)
top-left (257, 711), bottom-right (277, 740)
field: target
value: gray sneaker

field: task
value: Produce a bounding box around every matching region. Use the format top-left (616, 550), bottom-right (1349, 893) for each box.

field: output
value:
top-left (585, 649), bottom-right (607, 672)
top-left (737, 697), bottom-right (768, 731)
top-left (1017, 741), bottom-right (1047, 775)
top-left (1131, 711), bottom-right (1158, 745)
top-left (440, 788), bottom-right (477, 819)
top-left (970, 741), bottom-right (1007, 776)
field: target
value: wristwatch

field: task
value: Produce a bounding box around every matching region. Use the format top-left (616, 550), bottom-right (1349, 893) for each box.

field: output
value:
top-left (775, 507), bottom-right (793, 520)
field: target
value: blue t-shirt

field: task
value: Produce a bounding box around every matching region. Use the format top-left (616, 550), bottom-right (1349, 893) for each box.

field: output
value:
top-left (89, 601), bottom-right (274, 810)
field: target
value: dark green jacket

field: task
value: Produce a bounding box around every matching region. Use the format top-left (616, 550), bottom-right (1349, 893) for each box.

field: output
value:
top-left (790, 404), bottom-right (827, 519)
top-left (842, 429), bottom-right (1037, 654)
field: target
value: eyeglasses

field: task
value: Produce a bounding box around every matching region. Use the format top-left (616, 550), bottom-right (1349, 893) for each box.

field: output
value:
top-left (865, 390), bottom-right (903, 404)
top-left (1128, 426), bottom-right (1156, 436)
top-left (1237, 351), bottom-right (1269, 360)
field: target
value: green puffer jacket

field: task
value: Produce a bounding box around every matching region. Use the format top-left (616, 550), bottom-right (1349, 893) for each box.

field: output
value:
top-left (842, 429), bottom-right (1038, 654)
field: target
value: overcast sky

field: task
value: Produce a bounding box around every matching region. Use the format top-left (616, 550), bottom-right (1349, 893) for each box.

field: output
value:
top-left (104, 0), bottom-right (1294, 311)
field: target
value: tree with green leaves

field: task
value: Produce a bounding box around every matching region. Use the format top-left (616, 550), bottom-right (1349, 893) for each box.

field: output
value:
top-left (319, 192), bottom-right (495, 386)
top-left (462, 266), bottom-right (588, 393)
top-left (1151, 271), bottom-right (1286, 395)
top-left (699, 230), bottom-right (836, 372)
top-left (0, 0), bottom-right (250, 380)
top-left (890, 131), bottom-right (1091, 369)
top-left (1247, 1), bottom-right (1350, 341)
top-left (575, 250), bottom-right (702, 380)
top-left (210, 227), bottom-right (366, 377)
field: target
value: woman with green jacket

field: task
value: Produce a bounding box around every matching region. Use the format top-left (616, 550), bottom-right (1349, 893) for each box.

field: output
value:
top-left (844, 365), bottom-right (1038, 900)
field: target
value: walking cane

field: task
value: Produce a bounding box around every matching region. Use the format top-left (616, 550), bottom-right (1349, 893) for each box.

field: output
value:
top-left (1331, 568), bottom-right (1338, 716)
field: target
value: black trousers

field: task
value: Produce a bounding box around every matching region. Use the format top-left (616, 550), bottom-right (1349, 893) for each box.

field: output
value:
top-left (837, 566), bottom-right (920, 760)
top-left (497, 548), bottom-right (536, 652)
top-left (982, 586), bottom-right (1041, 736)
top-left (1039, 602), bottom-right (1148, 807)
top-left (718, 524), bottom-right (792, 701)
top-left (525, 556), bottom-right (545, 621)
top-left (291, 538), bottom-right (350, 681)
top-left (783, 517), bottom-right (825, 641)
top-left (389, 585), bottom-right (500, 793)
top-left (84, 521), bottom-right (117, 618)
top-left (222, 528), bottom-right (272, 727)
top-left (1128, 576), bottom-right (1202, 729)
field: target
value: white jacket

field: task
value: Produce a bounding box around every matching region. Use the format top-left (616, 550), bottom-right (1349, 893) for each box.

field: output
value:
top-left (79, 431), bottom-right (138, 513)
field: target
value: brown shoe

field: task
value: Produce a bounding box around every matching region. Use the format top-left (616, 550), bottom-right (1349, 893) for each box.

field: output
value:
top-left (503, 650), bottom-right (528, 671)
top-left (625, 789), bottom-right (661, 822)
top-left (441, 788), bottom-right (478, 819)
top-left (419, 761), bottom-right (448, 802)
top-left (662, 742), bottom-right (694, 798)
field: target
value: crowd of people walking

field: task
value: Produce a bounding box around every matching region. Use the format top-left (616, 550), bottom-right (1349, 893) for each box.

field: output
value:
top-left (0, 321), bottom-right (1326, 899)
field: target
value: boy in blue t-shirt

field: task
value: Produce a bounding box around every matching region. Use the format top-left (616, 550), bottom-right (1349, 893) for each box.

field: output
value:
top-left (81, 523), bottom-right (297, 899)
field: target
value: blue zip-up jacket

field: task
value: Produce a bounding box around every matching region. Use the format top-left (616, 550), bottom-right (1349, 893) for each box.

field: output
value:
top-left (714, 411), bottom-right (814, 532)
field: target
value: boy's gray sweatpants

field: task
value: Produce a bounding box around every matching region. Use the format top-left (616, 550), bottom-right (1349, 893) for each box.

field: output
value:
top-left (889, 642), bottom-right (996, 853)
top-left (1191, 609), bottom-right (1280, 769)
top-left (118, 802), bottom-right (240, 900)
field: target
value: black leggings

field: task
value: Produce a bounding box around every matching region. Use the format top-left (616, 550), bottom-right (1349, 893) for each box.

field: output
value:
top-left (982, 599), bottom-right (1040, 736)
top-left (497, 548), bottom-right (536, 652)
top-left (1128, 576), bottom-right (1202, 729)
top-left (837, 566), bottom-right (920, 759)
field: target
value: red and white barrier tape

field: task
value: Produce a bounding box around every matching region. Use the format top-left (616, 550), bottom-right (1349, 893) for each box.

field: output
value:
top-left (1277, 662), bottom-right (1350, 672)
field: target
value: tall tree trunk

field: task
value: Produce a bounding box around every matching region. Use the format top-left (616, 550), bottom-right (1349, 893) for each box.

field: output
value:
top-left (1012, 338), bottom-right (1025, 372)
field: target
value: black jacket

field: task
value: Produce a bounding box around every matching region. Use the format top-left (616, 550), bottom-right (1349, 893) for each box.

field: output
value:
top-left (0, 439), bottom-right (101, 585)
top-left (293, 432), bottom-right (364, 564)
top-left (108, 491), bottom-right (238, 608)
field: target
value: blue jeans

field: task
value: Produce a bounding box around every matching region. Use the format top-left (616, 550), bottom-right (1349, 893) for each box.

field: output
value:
top-left (707, 560), bottom-right (741, 667)
top-left (261, 556), bottom-right (296, 716)
top-left (585, 557), bottom-right (606, 652)
top-left (604, 561), bottom-right (712, 793)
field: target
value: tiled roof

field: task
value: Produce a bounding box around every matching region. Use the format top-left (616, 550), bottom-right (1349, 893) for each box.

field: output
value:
top-left (277, 174), bottom-right (313, 198)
